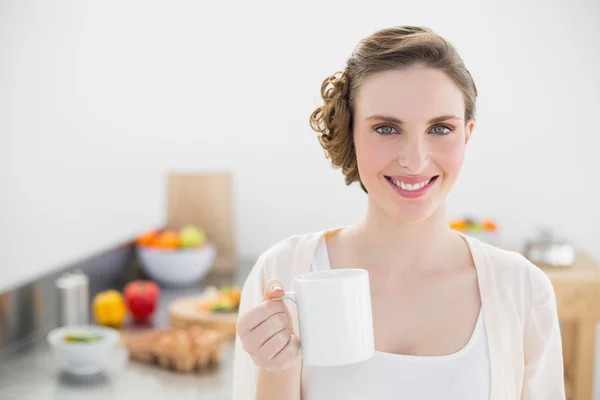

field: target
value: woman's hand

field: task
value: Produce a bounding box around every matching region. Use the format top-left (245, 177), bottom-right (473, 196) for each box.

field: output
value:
top-left (236, 279), bottom-right (301, 372)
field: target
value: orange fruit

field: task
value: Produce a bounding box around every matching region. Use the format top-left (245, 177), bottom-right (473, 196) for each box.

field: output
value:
top-left (137, 230), bottom-right (160, 247)
top-left (155, 230), bottom-right (180, 249)
top-left (482, 220), bottom-right (497, 232)
top-left (449, 219), bottom-right (467, 231)
top-left (230, 287), bottom-right (241, 304)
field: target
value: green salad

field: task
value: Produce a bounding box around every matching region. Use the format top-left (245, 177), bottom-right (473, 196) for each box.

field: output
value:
top-left (63, 332), bottom-right (104, 343)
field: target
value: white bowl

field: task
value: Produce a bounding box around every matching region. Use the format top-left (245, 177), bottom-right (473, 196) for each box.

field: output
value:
top-left (47, 325), bottom-right (120, 375)
top-left (136, 243), bottom-right (217, 288)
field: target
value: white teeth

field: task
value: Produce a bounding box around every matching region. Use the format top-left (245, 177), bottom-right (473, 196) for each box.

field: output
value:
top-left (390, 178), bottom-right (432, 191)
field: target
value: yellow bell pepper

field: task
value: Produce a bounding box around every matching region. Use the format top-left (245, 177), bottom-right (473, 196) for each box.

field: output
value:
top-left (93, 290), bottom-right (127, 328)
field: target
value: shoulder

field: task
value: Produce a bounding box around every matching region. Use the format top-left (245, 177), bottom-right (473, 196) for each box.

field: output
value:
top-left (258, 231), bottom-right (322, 265)
top-left (481, 240), bottom-right (551, 284)
top-left (472, 237), bottom-right (555, 304)
top-left (250, 230), bottom-right (325, 286)
top-left (238, 231), bottom-right (323, 306)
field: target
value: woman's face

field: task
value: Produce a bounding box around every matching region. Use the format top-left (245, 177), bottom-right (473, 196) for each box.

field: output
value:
top-left (353, 66), bottom-right (475, 223)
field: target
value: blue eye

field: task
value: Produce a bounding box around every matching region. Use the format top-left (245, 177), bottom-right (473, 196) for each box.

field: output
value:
top-left (430, 125), bottom-right (453, 135)
top-left (374, 125), bottom-right (398, 135)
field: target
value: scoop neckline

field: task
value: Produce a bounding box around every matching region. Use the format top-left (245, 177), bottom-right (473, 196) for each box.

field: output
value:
top-left (312, 231), bottom-right (485, 362)
top-left (373, 308), bottom-right (484, 362)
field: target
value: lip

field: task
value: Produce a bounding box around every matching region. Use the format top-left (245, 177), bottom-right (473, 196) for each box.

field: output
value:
top-left (386, 175), bottom-right (437, 184)
top-left (385, 175), bottom-right (438, 199)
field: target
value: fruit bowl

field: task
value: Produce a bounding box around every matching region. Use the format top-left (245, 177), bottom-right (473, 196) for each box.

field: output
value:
top-left (136, 226), bottom-right (217, 288)
top-left (137, 243), bottom-right (217, 288)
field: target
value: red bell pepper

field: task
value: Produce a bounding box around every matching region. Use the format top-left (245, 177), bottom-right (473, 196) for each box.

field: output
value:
top-left (124, 280), bottom-right (160, 323)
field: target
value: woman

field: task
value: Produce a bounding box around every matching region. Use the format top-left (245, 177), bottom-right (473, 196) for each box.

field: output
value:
top-left (232, 26), bottom-right (565, 399)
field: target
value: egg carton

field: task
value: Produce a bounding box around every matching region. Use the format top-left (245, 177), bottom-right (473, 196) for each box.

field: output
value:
top-left (122, 326), bottom-right (224, 373)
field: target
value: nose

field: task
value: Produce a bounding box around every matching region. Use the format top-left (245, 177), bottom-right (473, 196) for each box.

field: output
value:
top-left (396, 134), bottom-right (429, 173)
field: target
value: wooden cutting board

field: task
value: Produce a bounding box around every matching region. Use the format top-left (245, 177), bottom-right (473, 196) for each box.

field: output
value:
top-left (168, 295), bottom-right (238, 339)
top-left (166, 172), bottom-right (237, 273)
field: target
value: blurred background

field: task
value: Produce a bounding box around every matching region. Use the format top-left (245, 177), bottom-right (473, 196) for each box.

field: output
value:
top-left (1, 0), bottom-right (599, 399)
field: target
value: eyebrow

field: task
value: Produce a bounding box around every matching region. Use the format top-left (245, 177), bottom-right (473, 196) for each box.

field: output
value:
top-left (365, 114), bottom-right (461, 124)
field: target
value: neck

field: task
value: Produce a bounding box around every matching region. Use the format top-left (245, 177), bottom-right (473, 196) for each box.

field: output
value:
top-left (349, 198), bottom-right (458, 272)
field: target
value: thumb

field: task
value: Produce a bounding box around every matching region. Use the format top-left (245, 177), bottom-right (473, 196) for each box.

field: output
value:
top-left (263, 279), bottom-right (285, 301)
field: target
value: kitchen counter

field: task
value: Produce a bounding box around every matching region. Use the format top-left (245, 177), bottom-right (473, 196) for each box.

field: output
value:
top-left (0, 340), bottom-right (234, 400)
top-left (0, 264), bottom-right (255, 400)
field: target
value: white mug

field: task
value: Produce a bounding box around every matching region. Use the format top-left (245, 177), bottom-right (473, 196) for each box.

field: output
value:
top-left (276, 268), bottom-right (374, 366)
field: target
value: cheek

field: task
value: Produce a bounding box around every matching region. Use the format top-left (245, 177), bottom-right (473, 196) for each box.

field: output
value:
top-left (432, 139), bottom-right (465, 174)
top-left (355, 134), bottom-right (396, 172)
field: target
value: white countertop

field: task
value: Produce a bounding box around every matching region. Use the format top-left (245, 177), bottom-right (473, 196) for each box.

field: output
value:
top-left (0, 282), bottom-right (247, 400)
top-left (0, 339), bottom-right (234, 400)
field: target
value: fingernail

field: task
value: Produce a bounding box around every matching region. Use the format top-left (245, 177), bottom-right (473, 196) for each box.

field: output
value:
top-left (271, 284), bottom-right (282, 292)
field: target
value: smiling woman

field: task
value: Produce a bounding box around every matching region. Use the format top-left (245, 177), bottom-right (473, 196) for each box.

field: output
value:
top-left (233, 26), bottom-right (565, 400)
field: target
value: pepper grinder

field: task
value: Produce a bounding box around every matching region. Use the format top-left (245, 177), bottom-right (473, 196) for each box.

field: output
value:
top-left (55, 270), bottom-right (89, 326)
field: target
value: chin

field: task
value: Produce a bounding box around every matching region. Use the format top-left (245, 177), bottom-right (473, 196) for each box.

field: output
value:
top-left (364, 173), bottom-right (450, 223)
top-left (389, 201), bottom-right (440, 224)
top-left (370, 183), bottom-right (445, 224)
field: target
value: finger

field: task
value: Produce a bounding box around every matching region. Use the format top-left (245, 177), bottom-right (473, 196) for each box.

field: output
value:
top-left (245, 312), bottom-right (289, 353)
top-left (263, 279), bottom-right (284, 301)
top-left (267, 334), bottom-right (301, 371)
top-left (236, 300), bottom-right (285, 334)
top-left (263, 279), bottom-right (297, 335)
top-left (259, 329), bottom-right (292, 362)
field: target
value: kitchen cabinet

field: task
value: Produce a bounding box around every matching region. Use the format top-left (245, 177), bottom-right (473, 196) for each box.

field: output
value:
top-left (538, 253), bottom-right (600, 400)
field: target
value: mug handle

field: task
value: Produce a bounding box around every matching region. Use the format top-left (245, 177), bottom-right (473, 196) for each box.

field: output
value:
top-left (272, 292), bottom-right (296, 302)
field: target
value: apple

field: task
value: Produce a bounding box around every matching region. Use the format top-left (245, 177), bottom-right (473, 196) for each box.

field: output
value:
top-left (124, 280), bottom-right (160, 323)
top-left (180, 225), bottom-right (206, 248)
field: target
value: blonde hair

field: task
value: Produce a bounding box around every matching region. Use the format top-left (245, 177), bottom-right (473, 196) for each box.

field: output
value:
top-left (309, 26), bottom-right (478, 192)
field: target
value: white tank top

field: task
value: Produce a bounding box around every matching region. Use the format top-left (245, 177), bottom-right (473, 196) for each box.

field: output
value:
top-left (301, 238), bottom-right (491, 400)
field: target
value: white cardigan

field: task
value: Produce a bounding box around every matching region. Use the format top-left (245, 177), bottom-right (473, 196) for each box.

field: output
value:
top-left (232, 229), bottom-right (566, 399)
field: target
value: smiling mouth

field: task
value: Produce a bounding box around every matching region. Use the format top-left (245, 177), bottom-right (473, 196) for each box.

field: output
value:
top-left (385, 176), bottom-right (439, 191)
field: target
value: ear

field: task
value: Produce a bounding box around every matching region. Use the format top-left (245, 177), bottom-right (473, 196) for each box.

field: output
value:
top-left (464, 119), bottom-right (475, 145)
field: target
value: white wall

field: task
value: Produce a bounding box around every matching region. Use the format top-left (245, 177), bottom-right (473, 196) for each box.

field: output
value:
top-left (2, 0), bottom-right (600, 395)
